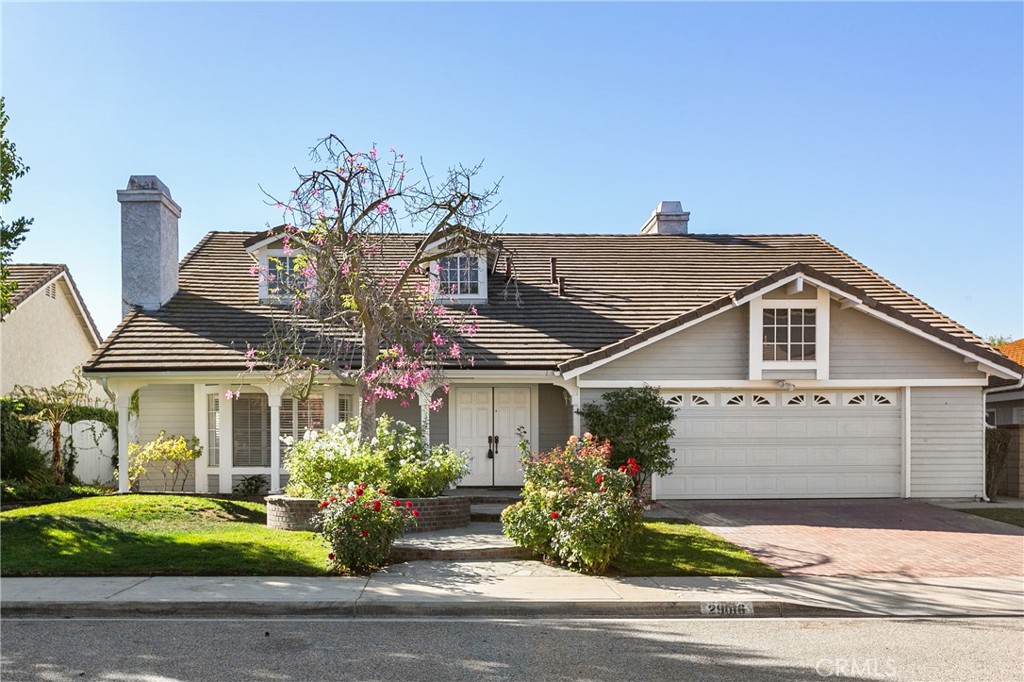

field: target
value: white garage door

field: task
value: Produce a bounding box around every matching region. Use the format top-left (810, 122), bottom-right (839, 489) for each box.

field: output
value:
top-left (656, 390), bottom-right (901, 499)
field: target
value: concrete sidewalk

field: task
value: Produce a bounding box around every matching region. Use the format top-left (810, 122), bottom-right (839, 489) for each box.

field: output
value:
top-left (3, 561), bottom-right (1022, 619)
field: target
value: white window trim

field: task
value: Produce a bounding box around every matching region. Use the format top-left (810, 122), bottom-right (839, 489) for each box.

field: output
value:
top-left (431, 252), bottom-right (488, 304)
top-left (749, 287), bottom-right (830, 380)
top-left (257, 248), bottom-right (315, 303)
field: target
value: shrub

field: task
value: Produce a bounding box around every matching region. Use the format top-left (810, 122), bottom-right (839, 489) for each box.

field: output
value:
top-left (0, 444), bottom-right (50, 483)
top-left (284, 415), bottom-right (468, 499)
top-left (127, 431), bottom-right (202, 492)
top-left (314, 482), bottom-right (416, 574)
top-left (0, 480), bottom-right (110, 505)
top-left (233, 474), bottom-right (270, 497)
top-left (576, 385), bottom-right (676, 499)
top-left (1, 397), bottom-right (39, 457)
top-left (985, 427), bottom-right (1012, 499)
top-left (501, 434), bottom-right (643, 573)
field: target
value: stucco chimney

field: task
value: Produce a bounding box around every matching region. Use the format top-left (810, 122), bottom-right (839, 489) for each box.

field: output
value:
top-left (118, 175), bottom-right (180, 315)
top-left (640, 201), bottom-right (689, 235)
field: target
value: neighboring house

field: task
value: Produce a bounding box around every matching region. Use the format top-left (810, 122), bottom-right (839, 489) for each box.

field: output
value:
top-left (987, 338), bottom-right (1024, 427)
top-left (1, 263), bottom-right (107, 403)
top-left (83, 176), bottom-right (1024, 499)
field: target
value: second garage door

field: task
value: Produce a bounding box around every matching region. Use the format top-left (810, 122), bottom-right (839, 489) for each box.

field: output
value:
top-left (655, 390), bottom-right (902, 499)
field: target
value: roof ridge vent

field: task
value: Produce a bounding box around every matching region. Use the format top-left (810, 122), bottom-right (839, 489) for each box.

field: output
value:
top-left (640, 201), bottom-right (689, 235)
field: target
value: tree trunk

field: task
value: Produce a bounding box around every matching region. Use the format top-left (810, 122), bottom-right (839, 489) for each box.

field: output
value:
top-left (51, 421), bottom-right (65, 486)
top-left (358, 324), bottom-right (381, 441)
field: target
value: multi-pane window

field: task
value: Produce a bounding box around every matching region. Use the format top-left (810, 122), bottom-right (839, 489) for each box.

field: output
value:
top-left (268, 256), bottom-right (297, 298)
top-left (281, 396), bottom-right (325, 439)
top-left (338, 394), bottom-right (354, 423)
top-left (763, 308), bottom-right (816, 361)
top-left (233, 394), bottom-right (271, 467)
top-left (438, 255), bottom-right (480, 296)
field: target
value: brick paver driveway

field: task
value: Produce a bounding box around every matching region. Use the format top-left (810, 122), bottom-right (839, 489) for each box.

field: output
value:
top-left (660, 499), bottom-right (1024, 578)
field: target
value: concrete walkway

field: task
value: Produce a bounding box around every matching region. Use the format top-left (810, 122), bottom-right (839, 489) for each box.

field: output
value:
top-left (3, 561), bottom-right (1021, 619)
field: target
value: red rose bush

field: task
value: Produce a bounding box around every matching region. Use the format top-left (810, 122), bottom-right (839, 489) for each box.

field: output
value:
top-left (314, 483), bottom-right (416, 574)
top-left (501, 434), bottom-right (642, 574)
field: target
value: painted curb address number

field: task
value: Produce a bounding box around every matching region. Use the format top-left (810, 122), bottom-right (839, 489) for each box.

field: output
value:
top-left (700, 601), bottom-right (754, 616)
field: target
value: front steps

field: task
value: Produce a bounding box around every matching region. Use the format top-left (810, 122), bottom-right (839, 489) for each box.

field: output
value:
top-left (388, 493), bottom-right (523, 562)
top-left (390, 522), bottom-right (529, 562)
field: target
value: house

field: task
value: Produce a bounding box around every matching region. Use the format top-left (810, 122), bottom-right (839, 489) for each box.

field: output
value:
top-left (2, 263), bottom-right (106, 403)
top-left (988, 339), bottom-right (1024, 427)
top-left (83, 177), bottom-right (1024, 499)
top-left (987, 338), bottom-right (1024, 497)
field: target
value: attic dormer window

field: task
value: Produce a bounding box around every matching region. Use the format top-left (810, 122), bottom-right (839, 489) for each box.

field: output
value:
top-left (437, 254), bottom-right (484, 300)
top-left (268, 255), bottom-right (298, 299)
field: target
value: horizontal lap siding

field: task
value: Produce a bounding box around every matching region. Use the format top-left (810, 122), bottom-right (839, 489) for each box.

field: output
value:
top-left (831, 303), bottom-right (981, 380)
top-left (584, 306), bottom-right (747, 381)
top-left (377, 393), bottom-right (449, 447)
top-left (911, 386), bottom-right (984, 498)
top-left (137, 384), bottom-right (196, 492)
top-left (538, 384), bottom-right (572, 451)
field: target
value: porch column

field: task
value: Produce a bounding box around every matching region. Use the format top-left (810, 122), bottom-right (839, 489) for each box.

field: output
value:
top-left (115, 392), bottom-right (132, 493)
top-left (571, 385), bottom-right (582, 435)
top-left (219, 386), bottom-right (234, 494)
top-left (268, 386), bottom-right (283, 492)
top-left (416, 386), bottom-right (432, 447)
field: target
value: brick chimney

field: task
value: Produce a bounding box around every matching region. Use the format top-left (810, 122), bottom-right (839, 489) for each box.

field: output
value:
top-left (640, 201), bottom-right (689, 235)
top-left (118, 175), bottom-right (180, 315)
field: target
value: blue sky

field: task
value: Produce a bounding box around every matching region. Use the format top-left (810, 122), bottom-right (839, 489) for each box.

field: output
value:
top-left (3, 2), bottom-right (1022, 340)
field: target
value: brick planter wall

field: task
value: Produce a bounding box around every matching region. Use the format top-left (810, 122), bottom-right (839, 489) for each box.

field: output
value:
top-left (399, 496), bottom-right (471, 533)
top-left (265, 494), bottom-right (471, 533)
top-left (266, 495), bottom-right (320, 532)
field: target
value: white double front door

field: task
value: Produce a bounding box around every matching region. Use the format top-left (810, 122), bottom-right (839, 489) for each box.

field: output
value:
top-left (454, 386), bottom-right (531, 487)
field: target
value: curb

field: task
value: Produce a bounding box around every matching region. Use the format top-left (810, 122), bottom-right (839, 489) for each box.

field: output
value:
top-left (1, 599), bottom-right (862, 620)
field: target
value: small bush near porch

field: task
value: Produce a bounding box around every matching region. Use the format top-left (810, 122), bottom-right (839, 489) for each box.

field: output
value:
top-left (0, 495), bottom-right (329, 576)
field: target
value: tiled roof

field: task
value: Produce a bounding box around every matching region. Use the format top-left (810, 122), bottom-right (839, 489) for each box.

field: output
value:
top-left (997, 339), bottom-right (1024, 367)
top-left (7, 263), bottom-right (102, 345)
top-left (83, 231), bottom-right (1020, 376)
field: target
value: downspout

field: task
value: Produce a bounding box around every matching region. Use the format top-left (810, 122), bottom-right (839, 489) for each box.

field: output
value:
top-left (980, 376), bottom-right (1024, 502)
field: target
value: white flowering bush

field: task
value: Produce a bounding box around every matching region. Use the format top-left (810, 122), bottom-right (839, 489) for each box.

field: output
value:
top-left (284, 415), bottom-right (468, 499)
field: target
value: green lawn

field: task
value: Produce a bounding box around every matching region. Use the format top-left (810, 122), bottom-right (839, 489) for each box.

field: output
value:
top-left (2, 496), bottom-right (779, 578)
top-left (960, 507), bottom-right (1024, 529)
top-left (0, 495), bottom-right (329, 576)
top-left (611, 520), bottom-right (781, 577)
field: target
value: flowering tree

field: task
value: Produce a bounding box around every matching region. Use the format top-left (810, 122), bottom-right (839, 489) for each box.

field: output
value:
top-left (253, 135), bottom-right (503, 439)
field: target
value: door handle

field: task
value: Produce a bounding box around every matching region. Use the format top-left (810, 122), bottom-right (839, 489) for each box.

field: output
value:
top-left (494, 435), bottom-right (500, 447)
top-left (487, 448), bottom-right (494, 459)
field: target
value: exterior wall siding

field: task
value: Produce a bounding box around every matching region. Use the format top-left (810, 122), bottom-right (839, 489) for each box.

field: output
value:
top-left (137, 384), bottom-right (196, 492)
top-left (376, 391), bottom-right (450, 447)
top-left (537, 383), bottom-right (572, 451)
top-left (584, 306), bottom-right (747, 381)
top-left (910, 386), bottom-right (985, 498)
top-left (830, 302), bottom-right (981, 380)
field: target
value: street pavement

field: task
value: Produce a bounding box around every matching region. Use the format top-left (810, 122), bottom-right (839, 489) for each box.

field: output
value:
top-left (2, 616), bottom-right (1021, 681)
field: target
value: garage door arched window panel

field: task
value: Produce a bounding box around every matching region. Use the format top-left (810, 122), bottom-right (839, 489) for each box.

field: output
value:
top-left (725, 394), bottom-right (746, 406)
top-left (872, 393), bottom-right (895, 406)
top-left (845, 393), bottom-right (867, 406)
top-left (666, 394), bottom-right (686, 409)
top-left (813, 393), bottom-right (835, 406)
top-left (690, 394), bottom-right (712, 407)
top-left (751, 394), bottom-right (774, 406)
top-left (787, 393), bottom-right (806, 406)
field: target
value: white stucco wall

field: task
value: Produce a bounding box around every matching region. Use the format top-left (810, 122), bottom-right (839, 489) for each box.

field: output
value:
top-left (0, 277), bottom-right (106, 403)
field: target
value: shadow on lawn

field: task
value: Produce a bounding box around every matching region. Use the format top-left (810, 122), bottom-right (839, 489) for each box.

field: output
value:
top-left (0, 515), bottom-right (325, 577)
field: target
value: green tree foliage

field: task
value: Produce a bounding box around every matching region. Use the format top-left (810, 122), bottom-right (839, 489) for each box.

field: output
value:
top-left (0, 97), bottom-right (34, 319)
top-left (576, 385), bottom-right (676, 498)
top-left (987, 334), bottom-right (1015, 348)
